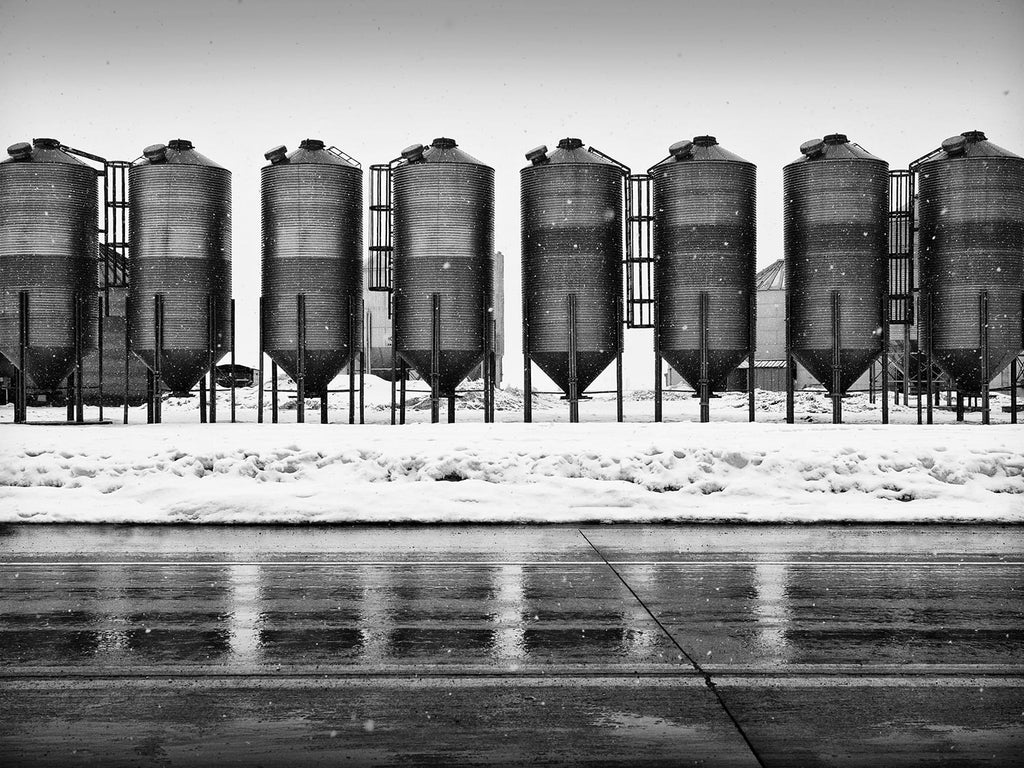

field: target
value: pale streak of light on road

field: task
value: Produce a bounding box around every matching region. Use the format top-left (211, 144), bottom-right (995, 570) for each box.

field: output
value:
top-left (95, 565), bottom-right (130, 658)
top-left (491, 564), bottom-right (526, 664)
top-left (227, 564), bottom-right (262, 665)
top-left (753, 557), bottom-right (791, 664)
top-left (621, 563), bottom-right (662, 661)
top-left (359, 567), bottom-right (392, 663)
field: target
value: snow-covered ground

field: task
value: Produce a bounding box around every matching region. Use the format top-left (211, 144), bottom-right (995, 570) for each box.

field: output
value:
top-left (1, 376), bottom-right (1021, 524)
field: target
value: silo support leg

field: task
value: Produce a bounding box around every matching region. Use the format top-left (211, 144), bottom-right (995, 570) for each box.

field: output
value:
top-left (615, 292), bottom-right (623, 424)
top-left (956, 391), bottom-right (965, 422)
top-left (74, 292), bottom-right (84, 423)
top-left (1011, 357), bottom-right (1018, 425)
top-left (830, 291), bottom-right (842, 425)
top-left (430, 294), bottom-right (440, 424)
top-left (523, 285), bottom-right (532, 424)
top-left (448, 395), bottom-right (456, 424)
top-left (615, 348), bottom-right (623, 424)
top-left (567, 294), bottom-right (579, 424)
top-left (271, 361), bottom-right (279, 424)
top-left (123, 310), bottom-right (130, 425)
top-left (199, 375), bottom-right (207, 424)
top-left (15, 292), bottom-right (28, 424)
top-left (258, 297), bottom-right (265, 424)
top-left (399, 359), bottom-right (407, 425)
top-left (902, 322), bottom-right (911, 407)
top-left (153, 294), bottom-right (164, 425)
top-left (296, 294), bottom-right (306, 424)
top-left (653, 302), bottom-right (662, 423)
top-left (359, 346), bottom-right (366, 425)
top-left (390, 309), bottom-right (398, 426)
top-left (482, 294), bottom-right (494, 425)
top-left (523, 354), bottom-right (533, 424)
top-left (146, 371), bottom-right (154, 424)
top-left (66, 373), bottom-right (74, 422)
top-left (208, 294), bottom-right (218, 425)
top-left (230, 298), bottom-right (236, 424)
top-left (925, 291), bottom-right (934, 425)
top-left (785, 289), bottom-right (794, 425)
top-left (321, 390), bottom-right (329, 425)
top-left (698, 292), bottom-right (710, 424)
top-left (348, 295), bottom-right (356, 425)
top-left (980, 291), bottom-right (990, 425)
top-left (747, 293), bottom-right (756, 423)
top-left (881, 294), bottom-right (889, 425)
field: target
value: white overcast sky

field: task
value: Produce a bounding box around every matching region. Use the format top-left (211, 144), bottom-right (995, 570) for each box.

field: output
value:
top-left (2, 0), bottom-right (1022, 387)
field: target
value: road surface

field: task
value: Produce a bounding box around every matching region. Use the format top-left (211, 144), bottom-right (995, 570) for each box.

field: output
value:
top-left (1, 525), bottom-right (1021, 766)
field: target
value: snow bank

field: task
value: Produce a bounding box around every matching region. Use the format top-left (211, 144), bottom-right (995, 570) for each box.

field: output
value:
top-left (1, 419), bottom-right (1021, 524)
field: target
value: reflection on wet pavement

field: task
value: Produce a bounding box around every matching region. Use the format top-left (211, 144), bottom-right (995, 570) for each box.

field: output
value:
top-left (1, 524), bottom-right (1021, 766)
top-left (1, 563), bottom-right (681, 668)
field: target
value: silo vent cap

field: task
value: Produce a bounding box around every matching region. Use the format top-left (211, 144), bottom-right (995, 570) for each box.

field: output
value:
top-left (7, 142), bottom-right (33, 161)
top-left (823, 133), bottom-right (848, 145)
top-left (32, 138), bottom-right (61, 149)
top-left (961, 130), bottom-right (987, 142)
top-left (557, 138), bottom-right (584, 150)
top-left (264, 145), bottom-right (289, 165)
top-left (693, 135), bottom-right (718, 147)
top-left (525, 145), bottom-right (549, 165)
top-left (669, 140), bottom-right (694, 159)
top-left (431, 137), bottom-right (457, 149)
top-left (168, 139), bottom-right (193, 151)
top-left (143, 144), bottom-right (168, 163)
top-left (300, 138), bottom-right (325, 151)
top-left (941, 135), bottom-right (967, 156)
top-left (800, 138), bottom-right (826, 158)
top-left (401, 143), bottom-right (426, 163)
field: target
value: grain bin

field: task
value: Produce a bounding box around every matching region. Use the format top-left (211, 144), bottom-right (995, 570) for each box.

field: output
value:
top-left (128, 139), bottom-right (231, 396)
top-left (0, 138), bottom-right (97, 392)
top-left (917, 131), bottom-right (1024, 396)
top-left (261, 140), bottom-right (362, 405)
top-left (392, 138), bottom-right (494, 401)
top-left (650, 136), bottom-right (756, 398)
top-left (784, 134), bottom-right (887, 398)
top-left (521, 138), bottom-right (623, 414)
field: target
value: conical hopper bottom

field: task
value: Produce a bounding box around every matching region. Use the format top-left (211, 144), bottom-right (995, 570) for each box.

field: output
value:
top-left (661, 348), bottom-right (748, 395)
top-left (530, 351), bottom-right (616, 396)
top-left (934, 347), bottom-right (1019, 394)
top-left (266, 349), bottom-right (353, 395)
top-left (135, 348), bottom-right (223, 394)
top-left (399, 349), bottom-right (482, 396)
top-left (15, 347), bottom-right (76, 391)
top-left (793, 348), bottom-right (881, 395)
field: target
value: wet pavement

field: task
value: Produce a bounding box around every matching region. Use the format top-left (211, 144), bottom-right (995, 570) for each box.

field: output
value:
top-left (1, 525), bottom-right (1022, 766)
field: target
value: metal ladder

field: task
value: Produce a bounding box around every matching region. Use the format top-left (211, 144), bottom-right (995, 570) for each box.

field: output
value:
top-left (102, 161), bottom-right (131, 302)
top-left (368, 163), bottom-right (394, 317)
top-left (326, 146), bottom-right (361, 169)
top-left (625, 174), bottom-right (654, 328)
top-left (584, 146), bottom-right (655, 329)
top-left (888, 169), bottom-right (915, 326)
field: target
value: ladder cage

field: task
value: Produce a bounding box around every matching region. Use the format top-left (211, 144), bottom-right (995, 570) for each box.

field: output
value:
top-left (102, 160), bottom-right (131, 300)
top-left (368, 163), bottom-right (393, 301)
top-left (624, 173), bottom-right (654, 328)
top-left (888, 169), bottom-right (915, 325)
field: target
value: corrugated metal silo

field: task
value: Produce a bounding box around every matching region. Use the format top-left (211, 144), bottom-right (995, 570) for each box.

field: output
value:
top-left (392, 138), bottom-right (494, 396)
top-left (784, 133), bottom-right (887, 395)
top-left (261, 139), bottom-right (362, 396)
top-left (0, 138), bottom-right (97, 391)
top-left (521, 138), bottom-right (623, 396)
top-left (650, 136), bottom-right (756, 394)
top-left (128, 139), bottom-right (231, 394)
top-left (918, 131), bottom-right (1024, 393)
